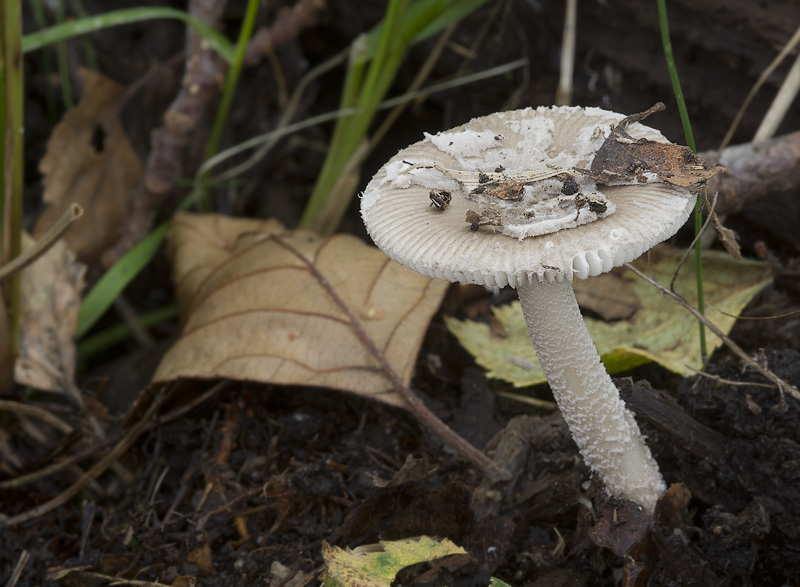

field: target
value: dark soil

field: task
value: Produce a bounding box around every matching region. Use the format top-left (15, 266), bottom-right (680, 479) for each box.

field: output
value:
top-left (3, 0), bottom-right (800, 585)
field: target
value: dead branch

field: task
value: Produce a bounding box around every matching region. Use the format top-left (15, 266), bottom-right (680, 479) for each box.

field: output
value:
top-left (101, 0), bottom-right (228, 269)
top-left (244, 0), bottom-right (325, 66)
top-left (102, 0), bottom-right (325, 269)
top-left (701, 130), bottom-right (800, 216)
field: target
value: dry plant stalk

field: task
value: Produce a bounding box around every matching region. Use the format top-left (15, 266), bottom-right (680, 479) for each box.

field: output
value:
top-left (0, 204), bottom-right (82, 283)
top-left (101, 0), bottom-right (228, 268)
top-left (102, 0), bottom-right (325, 268)
top-left (244, 0), bottom-right (324, 65)
top-left (0, 386), bottom-right (171, 528)
top-left (0, 382), bottom-right (232, 527)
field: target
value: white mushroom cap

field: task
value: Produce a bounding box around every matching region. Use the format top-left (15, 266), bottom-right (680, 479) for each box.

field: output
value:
top-left (361, 106), bottom-right (696, 287)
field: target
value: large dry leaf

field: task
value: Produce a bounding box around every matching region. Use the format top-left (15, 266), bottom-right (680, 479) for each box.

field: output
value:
top-left (447, 246), bottom-right (772, 387)
top-left (153, 213), bottom-right (449, 406)
top-left (15, 234), bottom-right (86, 404)
top-left (34, 69), bottom-right (142, 264)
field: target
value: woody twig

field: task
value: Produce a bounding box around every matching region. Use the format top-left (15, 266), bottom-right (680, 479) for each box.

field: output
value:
top-left (102, 0), bottom-right (325, 269)
top-left (101, 0), bottom-right (228, 268)
top-left (244, 0), bottom-right (324, 66)
top-left (701, 130), bottom-right (800, 217)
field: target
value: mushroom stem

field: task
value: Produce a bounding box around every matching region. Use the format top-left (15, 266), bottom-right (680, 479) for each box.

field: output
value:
top-left (517, 278), bottom-right (666, 512)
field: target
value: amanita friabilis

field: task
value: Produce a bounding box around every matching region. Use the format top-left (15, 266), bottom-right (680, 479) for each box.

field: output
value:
top-left (360, 106), bottom-right (700, 513)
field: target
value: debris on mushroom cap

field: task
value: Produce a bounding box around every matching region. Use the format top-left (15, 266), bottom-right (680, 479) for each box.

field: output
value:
top-left (361, 106), bottom-right (697, 287)
top-left (581, 102), bottom-right (725, 187)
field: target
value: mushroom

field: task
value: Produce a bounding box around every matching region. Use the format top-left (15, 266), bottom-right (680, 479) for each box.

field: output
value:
top-left (360, 106), bottom-right (699, 513)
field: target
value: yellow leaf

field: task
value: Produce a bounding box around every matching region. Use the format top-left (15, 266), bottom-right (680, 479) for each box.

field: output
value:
top-left (153, 213), bottom-right (448, 406)
top-left (322, 536), bottom-right (466, 587)
top-left (447, 245), bottom-right (772, 387)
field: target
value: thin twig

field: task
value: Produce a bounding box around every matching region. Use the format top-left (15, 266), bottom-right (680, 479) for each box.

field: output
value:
top-left (273, 235), bottom-right (510, 481)
top-left (668, 191), bottom-right (717, 292)
top-left (0, 399), bottom-right (74, 434)
top-left (0, 204), bottom-right (82, 284)
top-left (714, 307), bottom-right (800, 321)
top-left (243, 0), bottom-right (323, 65)
top-left (0, 382), bottom-right (224, 492)
top-left (686, 367), bottom-right (777, 389)
top-left (208, 49), bottom-right (349, 183)
top-left (625, 263), bottom-right (800, 407)
top-left (753, 50), bottom-right (800, 142)
top-left (0, 386), bottom-right (171, 527)
top-left (494, 390), bottom-right (557, 410)
top-left (160, 380), bottom-right (228, 424)
top-left (721, 23), bottom-right (800, 150)
top-left (4, 549), bottom-right (30, 587)
top-left (102, 0), bottom-right (229, 268)
top-left (103, 0), bottom-right (324, 268)
top-left (113, 295), bottom-right (156, 347)
top-left (0, 433), bottom-right (117, 490)
top-left (202, 58), bottom-right (527, 184)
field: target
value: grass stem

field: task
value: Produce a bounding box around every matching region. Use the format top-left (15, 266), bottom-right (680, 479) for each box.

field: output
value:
top-left (1, 0), bottom-right (25, 371)
top-left (657, 0), bottom-right (707, 360)
top-left (195, 0), bottom-right (260, 211)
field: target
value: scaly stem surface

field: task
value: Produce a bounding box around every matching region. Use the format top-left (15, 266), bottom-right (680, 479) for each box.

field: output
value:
top-left (517, 278), bottom-right (665, 512)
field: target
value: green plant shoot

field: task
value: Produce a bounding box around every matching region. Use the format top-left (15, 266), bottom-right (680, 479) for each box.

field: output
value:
top-left (657, 0), bottom-right (707, 360)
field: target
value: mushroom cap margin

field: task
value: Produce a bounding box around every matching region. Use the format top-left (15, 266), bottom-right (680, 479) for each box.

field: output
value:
top-left (361, 106), bottom-right (696, 287)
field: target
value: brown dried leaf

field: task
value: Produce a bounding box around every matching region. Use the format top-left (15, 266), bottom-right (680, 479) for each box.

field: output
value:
top-left (34, 69), bottom-right (143, 264)
top-left (654, 483), bottom-right (692, 533)
top-left (15, 234), bottom-right (86, 404)
top-left (588, 497), bottom-right (651, 557)
top-left (588, 103), bottom-right (725, 188)
top-left (573, 271), bottom-right (639, 321)
top-left (153, 213), bottom-right (449, 406)
top-left (711, 211), bottom-right (743, 260)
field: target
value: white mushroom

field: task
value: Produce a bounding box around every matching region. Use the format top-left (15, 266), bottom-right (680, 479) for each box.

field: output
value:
top-left (360, 106), bottom-right (698, 513)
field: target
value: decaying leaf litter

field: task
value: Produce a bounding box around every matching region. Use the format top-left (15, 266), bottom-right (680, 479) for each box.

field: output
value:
top-left (3, 0), bottom-right (800, 585)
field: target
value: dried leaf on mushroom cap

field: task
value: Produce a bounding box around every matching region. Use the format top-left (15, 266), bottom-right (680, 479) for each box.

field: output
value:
top-left (361, 106), bottom-right (697, 287)
top-left (582, 102), bottom-right (725, 187)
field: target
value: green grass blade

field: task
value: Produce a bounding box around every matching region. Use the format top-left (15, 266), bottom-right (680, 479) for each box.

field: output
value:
top-left (75, 223), bottom-right (169, 338)
top-left (413, 0), bottom-right (487, 42)
top-left (656, 0), bottom-right (707, 360)
top-left (54, 0), bottom-right (75, 109)
top-left (67, 0), bottom-right (100, 71)
top-left (301, 0), bottom-right (488, 233)
top-left (656, 0), bottom-right (695, 152)
top-left (28, 0), bottom-right (58, 126)
top-left (77, 304), bottom-right (178, 360)
top-left (1, 0), bottom-right (25, 357)
top-left (195, 0), bottom-right (260, 210)
top-left (22, 7), bottom-right (235, 63)
top-left (362, 0), bottom-right (484, 62)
